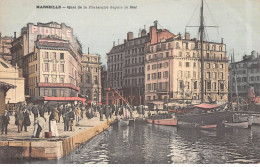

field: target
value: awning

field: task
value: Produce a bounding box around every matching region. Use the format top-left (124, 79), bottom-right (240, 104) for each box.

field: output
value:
top-left (44, 96), bottom-right (86, 103)
top-left (194, 103), bottom-right (220, 109)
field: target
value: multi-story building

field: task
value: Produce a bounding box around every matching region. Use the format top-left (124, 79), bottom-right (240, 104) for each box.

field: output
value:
top-left (10, 22), bottom-right (83, 102)
top-left (80, 54), bottom-right (101, 104)
top-left (229, 50), bottom-right (260, 100)
top-left (106, 22), bottom-right (153, 106)
top-left (107, 43), bottom-right (125, 105)
top-left (145, 29), bottom-right (228, 107)
top-left (0, 33), bottom-right (13, 64)
top-left (123, 31), bottom-right (148, 106)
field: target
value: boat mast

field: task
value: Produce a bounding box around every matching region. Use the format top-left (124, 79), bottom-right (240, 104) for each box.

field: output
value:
top-left (200, 0), bottom-right (205, 103)
top-left (234, 49), bottom-right (239, 111)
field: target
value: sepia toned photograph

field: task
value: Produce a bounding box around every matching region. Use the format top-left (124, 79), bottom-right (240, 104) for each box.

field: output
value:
top-left (0, 0), bottom-right (259, 164)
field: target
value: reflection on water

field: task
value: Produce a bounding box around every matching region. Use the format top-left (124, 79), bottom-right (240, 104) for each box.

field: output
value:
top-left (3, 122), bottom-right (260, 164)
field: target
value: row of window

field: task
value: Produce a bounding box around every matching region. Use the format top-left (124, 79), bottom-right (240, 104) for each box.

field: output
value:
top-left (148, 42), bottom-right (224, 53)
top-left (147, 62), bottom-right (168, 71)
top-left (147, 71), bottom-right (168, 80)
top-left (44, 89), bottom-right (66, 97)
top-left (44, 75), bottom-right (65, 83)
top-left (108, 63), bottom-right (123, 71)
top-left (146, 52), bottom-right (169, 60)
top-left (125, 47), bottom-right (145, 55)
top-left (124, 78), bottom-right (144, 85)
top-left (43, 63), bottom-right (65, 73)
top-left (108, 54), bottom-right (123, 62)
top-left (109, 72), bottom-right (123, 80)
top-left (125, 67), bottom-right (144, 75)
top-left (146, 82), bottom-right (169, 91)
top-left (29, 64), bottom-right (37, 74)
top-left (125, 57), bottom-right (144, 65)
top-left (43, 52), bottom-right (64, 60)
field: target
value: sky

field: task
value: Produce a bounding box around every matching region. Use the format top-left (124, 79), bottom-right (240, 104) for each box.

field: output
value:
top-left (0, 0), bottom-right (260, 64)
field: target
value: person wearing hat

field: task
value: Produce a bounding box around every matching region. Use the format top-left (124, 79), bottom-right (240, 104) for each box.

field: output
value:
top-left (1, 110), bottom-right (10, 135)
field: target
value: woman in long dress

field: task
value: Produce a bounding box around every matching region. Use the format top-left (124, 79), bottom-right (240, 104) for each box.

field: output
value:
top-left (49, 108), bottom-right (59, 137)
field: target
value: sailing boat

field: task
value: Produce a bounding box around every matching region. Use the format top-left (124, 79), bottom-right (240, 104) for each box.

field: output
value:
top-left (176, 0), bottom-right (233, 129)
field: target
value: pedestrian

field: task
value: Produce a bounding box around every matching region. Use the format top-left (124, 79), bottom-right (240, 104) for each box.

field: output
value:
top-left (15, 107), bottom-right (24, 133)
top-left (49, 108), bottom-right (59, 137)
top-left (109, 107), bottom-right (113, 119)
top-left (22, 108), bottom-right (30, 132)
top-left (32, 104), bottom-right (39, 120)
top-left (39, 105), bottom-right (45, 118)
top-left (75, 106), bottom-right (81, 125)
top-left (115, 105), bottom-right (119, 119)
top-left (57, 105), bottom-right (63, 123)
top-left (104, 106), bottom-right (109, 120)
top-left (1, 110), bottom-right (10, 135)
top-left (81, 105), bottom-right (85, 119)
top-left (148, 110), bottom-right (151, 119)
top-left (63, 111), bottom-right (69, 131)
top-left (141, 106), bottom-right (145, 117)
top-left (54, 106), bottom-right (60, 123)
top-left (99, 106), bottom-right (104, 121)
top-left (32, 117), bottom-right (45, 138)
top-left (68, 108), bottom-right (75, 131)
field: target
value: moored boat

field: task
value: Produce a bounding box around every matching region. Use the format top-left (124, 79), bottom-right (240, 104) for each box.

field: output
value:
top-left (223, 121), bottom-right (249, 129)
top-left (200, 124), bottom-right (217, 130)
top-left (146, 118), bottom-right (177, 126)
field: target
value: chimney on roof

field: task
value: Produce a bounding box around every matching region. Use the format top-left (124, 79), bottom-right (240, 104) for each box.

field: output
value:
top-left (118, 39), bottom-right (119, 45)
top-left (141, 29), bottom-right (147, 37)
top-left (221, 38), bottom-right (224, 44)
top-left (154, 20), bottom-right (158, 30)
top-left (127, 32), bottom-right (133, 41)
top-left (14, 32), bottom-right (16, 39)
top-left (185, 32), bottom-right (190, 40)
top-left (124, 39), bottom-right (126, 43)
top-left (113, 41), bottom-right (115, 46)
top-left (88, 47), bottom-right (89, 54)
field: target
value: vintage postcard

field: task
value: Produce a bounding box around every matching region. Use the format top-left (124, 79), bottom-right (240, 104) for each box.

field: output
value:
top-left (0, 0), bottom-right (259, 164)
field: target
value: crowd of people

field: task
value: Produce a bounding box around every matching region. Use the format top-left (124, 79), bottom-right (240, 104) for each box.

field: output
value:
top-left (1, 102), bottom-right (131, 138)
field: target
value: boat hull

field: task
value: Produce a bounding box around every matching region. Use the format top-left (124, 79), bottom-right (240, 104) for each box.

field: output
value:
top-left (200, 124), bottom-right (217, 130)
top-left (176, 111), bottom-right (233, 126)
top-left (224, 121), bottom-right (249, 129)
top-left (146, 118), bottom-right (177, 126)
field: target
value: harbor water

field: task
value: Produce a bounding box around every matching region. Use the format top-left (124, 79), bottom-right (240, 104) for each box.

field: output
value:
top-left (7, 121), bottom-right (260, 164)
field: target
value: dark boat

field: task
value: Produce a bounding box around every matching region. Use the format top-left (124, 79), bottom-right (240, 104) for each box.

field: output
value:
top-left (176, 103), bottom-right (233, 129)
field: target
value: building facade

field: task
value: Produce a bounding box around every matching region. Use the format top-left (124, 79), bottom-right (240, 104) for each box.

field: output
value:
top-left (80, 54), bottom-right (101, 104)
top-left (145, 30), bottom-right (228, 107)
top-left (229, 50), bottom-right (260, 100)
top-left (0, 33), bottom-right (13, 64)
top-left (0, 58), bottom-right (25, 104)
top-left (106, 22), bottom-right (161, 106)
top-left (10, 22), bottom-right (83, 102)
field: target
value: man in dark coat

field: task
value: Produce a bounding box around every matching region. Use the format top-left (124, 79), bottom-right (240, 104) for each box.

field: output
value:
top-left (32, 104), bottom-right (39, 120)
top-left (22, 109), bottom-right (31, 132)
top-left (39, 105), bottom-right (45, 118)
top-left (15, 107), bottom-right (24, 133)
top-left (1, 110), bottom-right (10, 135)
top-left (99, 106), bottom-right (104, 121)
top-left (68, 108), bottom-right (75, 131)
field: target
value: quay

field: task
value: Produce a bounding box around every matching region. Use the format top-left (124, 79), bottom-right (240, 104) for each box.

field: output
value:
top-left (0, 112), bottom-right (114, 160)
